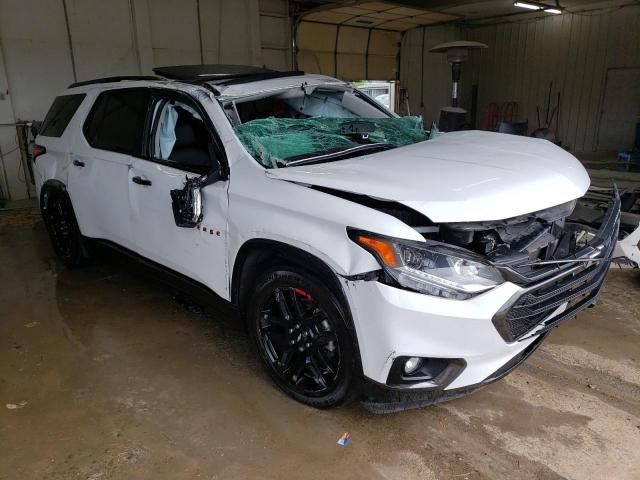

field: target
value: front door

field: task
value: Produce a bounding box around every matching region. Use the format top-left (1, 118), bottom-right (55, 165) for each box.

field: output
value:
top-left (127, 90), bottom-right (229, 298)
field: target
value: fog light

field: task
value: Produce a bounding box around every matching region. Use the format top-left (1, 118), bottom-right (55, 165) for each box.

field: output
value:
top-left (403, 357), bottom-right (422, 374)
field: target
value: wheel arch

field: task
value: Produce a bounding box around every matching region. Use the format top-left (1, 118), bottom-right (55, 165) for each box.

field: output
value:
top-left (231, 238), bottom-right (350, 317)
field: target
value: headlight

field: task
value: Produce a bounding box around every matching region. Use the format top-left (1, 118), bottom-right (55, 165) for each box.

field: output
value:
top-left (349, 229), bottom-right (504, 300)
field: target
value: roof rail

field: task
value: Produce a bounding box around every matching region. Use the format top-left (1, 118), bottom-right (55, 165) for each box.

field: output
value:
top-left (68, 76), bottom-right (162, 88)
top-left (152, 64), bottom-right (305, 86)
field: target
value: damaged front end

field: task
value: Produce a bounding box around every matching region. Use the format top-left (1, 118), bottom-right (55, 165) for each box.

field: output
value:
top-left (418, 188), bottom-right (621, 342)
top-left (344, 186), bottom-right (621, 342)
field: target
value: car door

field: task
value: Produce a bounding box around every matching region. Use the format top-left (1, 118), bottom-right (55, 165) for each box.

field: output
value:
top-left (127, 89), bottom-right (229, 297)
top-left (68, 88), bottom-right (152, 250)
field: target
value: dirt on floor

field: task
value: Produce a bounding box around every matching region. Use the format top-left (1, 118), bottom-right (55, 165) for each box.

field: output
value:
top-left (1, 210), bottom-right (639, 480)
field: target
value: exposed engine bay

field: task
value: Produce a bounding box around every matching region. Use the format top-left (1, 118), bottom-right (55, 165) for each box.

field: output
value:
top-left (312, 184), bottom-right (634, 278)
top-left (429, 200), bottom-right (593, 265)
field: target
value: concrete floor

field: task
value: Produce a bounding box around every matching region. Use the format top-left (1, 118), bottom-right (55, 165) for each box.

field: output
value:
top-left (1, 209), bottom-right (639, 480)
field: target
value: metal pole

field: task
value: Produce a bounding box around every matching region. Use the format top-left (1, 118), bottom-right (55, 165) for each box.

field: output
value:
top-left (61, 0), bottom-right (78, 82)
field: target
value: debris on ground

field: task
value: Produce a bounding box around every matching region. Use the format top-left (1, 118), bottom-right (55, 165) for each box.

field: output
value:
top-left (24, 321), bottom-right (40, 328)
top-left (6, 401), bottom-right (28, 410)
top-left (337, 432), bottom-right (350, 446)
top-left (174, 295), bottom-right (203, 314)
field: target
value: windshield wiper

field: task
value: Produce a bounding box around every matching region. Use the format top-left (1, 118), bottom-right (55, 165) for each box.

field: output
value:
top-left (286, 143), bottom-right (394, 167)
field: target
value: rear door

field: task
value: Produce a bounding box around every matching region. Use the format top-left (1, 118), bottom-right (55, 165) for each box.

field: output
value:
top-left (68, 88), bottom-right (152, 249)
top-left (127, 89), bottom-right (229, 296)
top-left (34, 93), bottom-right (86, 194)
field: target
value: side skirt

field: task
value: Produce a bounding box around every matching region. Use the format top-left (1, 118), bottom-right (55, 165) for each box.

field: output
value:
top-left (89, 238), bottom-right (232, 312)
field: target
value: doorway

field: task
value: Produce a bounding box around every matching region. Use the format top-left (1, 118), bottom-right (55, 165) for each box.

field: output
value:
top-left (597, 67), bottom-right (640, 151)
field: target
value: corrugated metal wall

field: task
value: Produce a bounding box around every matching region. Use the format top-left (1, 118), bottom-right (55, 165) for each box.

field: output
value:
top-left (467, 4), bottom-right (640, 153)
top-left (400, 4), bottom-right (640, 153)
top-left (0, 0), bottom-right (291, 201)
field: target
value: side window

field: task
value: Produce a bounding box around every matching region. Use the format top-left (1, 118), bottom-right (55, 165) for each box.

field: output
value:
top-left (151, 98), bottom-right (214, 171)
top-left (83, 88), bottom-right (151, 156)
top-left (40, 94), bottom-right (86, 137)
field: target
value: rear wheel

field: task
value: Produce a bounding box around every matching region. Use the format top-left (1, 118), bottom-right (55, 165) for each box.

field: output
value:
top-left (41, 189), bottom-right (88, 267)
top-left (247, 267), bottom-right (356, 408)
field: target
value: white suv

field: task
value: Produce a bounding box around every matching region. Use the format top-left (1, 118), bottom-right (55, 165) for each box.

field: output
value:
top-left (33, 66), bottom-right (620, 412)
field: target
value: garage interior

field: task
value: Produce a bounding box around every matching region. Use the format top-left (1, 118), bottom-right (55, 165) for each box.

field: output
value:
top-left (1, 0), bottom-right (639, 479)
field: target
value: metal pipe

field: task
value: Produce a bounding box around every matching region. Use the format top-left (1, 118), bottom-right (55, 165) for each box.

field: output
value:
top-left (61, 0), bottom-right (78, 82)
top-left (196, 0), bottom-right (204, 64)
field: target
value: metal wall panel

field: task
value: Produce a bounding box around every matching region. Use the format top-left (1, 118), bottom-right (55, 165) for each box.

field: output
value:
top-left (467, 5), bottom-right (640, 153)
top-left (259, 0), bottom-right (291, 71)
top-left (0, 0), bottom-right (289, 200)
top-left (399, 5), bottom-right (640, 153)
top-left (296, 21), bottom-right (401, 81)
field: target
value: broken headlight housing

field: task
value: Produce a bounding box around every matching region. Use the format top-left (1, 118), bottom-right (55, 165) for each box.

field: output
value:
top-left (349, 229), bottom-right (504, 300)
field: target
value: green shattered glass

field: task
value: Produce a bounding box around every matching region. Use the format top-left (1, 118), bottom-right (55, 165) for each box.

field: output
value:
top-left (234, 116), bottom-right (427, 168)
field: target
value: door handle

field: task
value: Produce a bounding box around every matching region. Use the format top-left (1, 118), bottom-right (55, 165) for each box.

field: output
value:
top-left (132, 176), bottom-right (152, 186)
top-left (73, 159), bottom-right (85, 167)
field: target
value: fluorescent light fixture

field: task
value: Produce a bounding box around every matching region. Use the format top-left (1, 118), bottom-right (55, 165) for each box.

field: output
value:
top-left (514, 1), bottom-right (564, 13)
top-left (514, 2), bottom-right (542, 9)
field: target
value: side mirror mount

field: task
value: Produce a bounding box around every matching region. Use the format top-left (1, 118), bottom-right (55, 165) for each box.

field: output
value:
top-left (170, 176), bottom-right (204, 228)
top-left (170, 146), bottom-right (224, 229)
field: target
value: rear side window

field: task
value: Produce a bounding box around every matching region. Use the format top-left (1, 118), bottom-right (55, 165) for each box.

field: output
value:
top-left (40, 94), bottom-right (86, 137)
top-left (83, 88), bottom-right (151, 156)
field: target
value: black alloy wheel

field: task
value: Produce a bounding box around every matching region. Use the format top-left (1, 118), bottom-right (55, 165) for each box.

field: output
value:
top-left (41, 190), bottom-right (87, 267)
top-left (248, 268), bottom-right (356, 408)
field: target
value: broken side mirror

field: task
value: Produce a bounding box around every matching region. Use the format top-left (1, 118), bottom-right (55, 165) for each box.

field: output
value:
top-left (171, 176), bottom-right (204, 228)
top-left (170, 157), bottom-right (223, 228)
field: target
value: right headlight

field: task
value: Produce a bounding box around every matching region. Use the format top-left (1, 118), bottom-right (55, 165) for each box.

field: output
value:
top-left (349, 229), bottom-right (504, 300)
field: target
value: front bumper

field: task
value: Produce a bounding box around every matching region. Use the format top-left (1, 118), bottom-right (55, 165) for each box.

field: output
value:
top-left (342, 278), bottom-right (538, 389)
top-left (341, 190), bottom-right (620, 410)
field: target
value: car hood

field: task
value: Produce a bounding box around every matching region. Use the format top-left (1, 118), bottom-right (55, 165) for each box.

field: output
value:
top-left (265, 130), bottom-right (590, 223)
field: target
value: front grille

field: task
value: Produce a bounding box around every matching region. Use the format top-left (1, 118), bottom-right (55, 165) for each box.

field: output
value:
top-left (492, 191), bottom-right (620, 342)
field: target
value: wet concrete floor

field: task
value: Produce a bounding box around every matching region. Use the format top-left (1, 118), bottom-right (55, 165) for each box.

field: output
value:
top-left (1, 210), bottom-right (639, 480)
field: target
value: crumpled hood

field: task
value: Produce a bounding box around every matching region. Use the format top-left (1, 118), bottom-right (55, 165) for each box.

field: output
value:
top-left (266, 130), bottom-right (590, 223)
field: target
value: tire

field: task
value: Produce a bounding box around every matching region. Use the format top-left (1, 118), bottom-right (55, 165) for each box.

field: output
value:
top-left (246, 266), bottom-right (357, 409)
top-left (41, 188), bottom-right (89, 267)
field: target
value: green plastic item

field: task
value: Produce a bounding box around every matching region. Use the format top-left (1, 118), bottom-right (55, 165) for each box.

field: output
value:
top-left (234, 116), bottom-right (428, 168)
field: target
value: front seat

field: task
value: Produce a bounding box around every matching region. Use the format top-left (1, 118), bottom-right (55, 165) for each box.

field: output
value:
top-left (168, 107), bottom-right (211, 167)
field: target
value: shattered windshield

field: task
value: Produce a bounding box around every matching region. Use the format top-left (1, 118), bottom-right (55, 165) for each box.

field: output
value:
top-left (226, 86), bottom-right (428, 168)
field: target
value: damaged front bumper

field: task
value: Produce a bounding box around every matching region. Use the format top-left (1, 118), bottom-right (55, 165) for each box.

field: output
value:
top-left (342, 190), bottom-right (620, 413)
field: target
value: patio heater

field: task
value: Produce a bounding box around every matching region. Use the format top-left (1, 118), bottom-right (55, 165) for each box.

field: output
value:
top-left (428, 41), bottom-right (488, 131)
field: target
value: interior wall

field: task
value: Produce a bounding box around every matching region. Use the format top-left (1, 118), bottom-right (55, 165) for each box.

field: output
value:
top-left (466, 4), bottom-right (640, 154)
top-left (296, 22), bottom-right (401, 81)
top-left (399, 4), bottom-right (640, 154)
top-left (0, 0), bottom-right (291, 201)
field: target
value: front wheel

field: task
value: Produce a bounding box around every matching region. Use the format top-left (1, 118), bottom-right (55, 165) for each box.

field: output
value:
top-left (246, 267), bottom-right (357, 409)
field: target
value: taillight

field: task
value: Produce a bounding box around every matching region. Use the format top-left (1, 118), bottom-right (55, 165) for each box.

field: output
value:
top-left (31, 144), bottom-right (46, 162)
